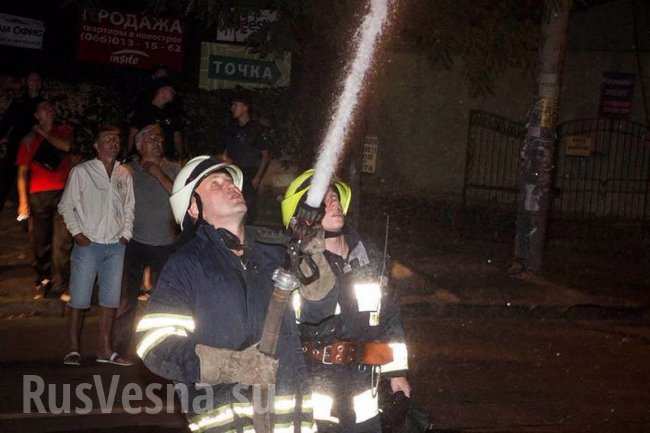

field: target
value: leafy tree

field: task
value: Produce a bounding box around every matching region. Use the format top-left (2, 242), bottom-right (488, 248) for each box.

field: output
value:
top-left (398, 0), bottom-right (545, 96)
top-left (66, 0), bottom-right (553, 163)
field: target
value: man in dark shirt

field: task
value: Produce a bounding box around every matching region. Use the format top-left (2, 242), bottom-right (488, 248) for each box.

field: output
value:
top-left (0, 71), bottom-right (44, 210)
top-left (129, 79), bottom-right (184, 160)
top-left (221, 93), bottom-right (271, 223)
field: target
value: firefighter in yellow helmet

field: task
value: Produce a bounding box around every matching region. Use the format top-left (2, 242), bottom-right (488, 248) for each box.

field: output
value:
top-left (282, 170), bottom-right (411, 433)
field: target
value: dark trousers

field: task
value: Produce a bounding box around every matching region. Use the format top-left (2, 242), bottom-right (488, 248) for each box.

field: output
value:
top-left (113, 240), bottom-right (175, 355)
top-left (241, 167), bottom-right (258, 224)
top-left (309, 362), bottom-right (382, 433)
top-left (29, 190), bottom-right (72, 290)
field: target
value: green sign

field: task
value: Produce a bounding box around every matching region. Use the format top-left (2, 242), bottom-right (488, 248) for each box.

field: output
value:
top-left (208, 55), bottom-right (281, 84)
top-left (199, 42), bottom-right (291, 90)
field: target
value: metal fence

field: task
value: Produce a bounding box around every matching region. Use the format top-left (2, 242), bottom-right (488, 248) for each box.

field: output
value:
top-left (462, 110), bottom-right (650, 227)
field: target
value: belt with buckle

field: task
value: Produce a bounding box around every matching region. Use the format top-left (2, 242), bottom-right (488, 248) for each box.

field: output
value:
top-left (302, 340), bottom-right (395, 366)
top-left (303, 340), bottom-right (358, 365)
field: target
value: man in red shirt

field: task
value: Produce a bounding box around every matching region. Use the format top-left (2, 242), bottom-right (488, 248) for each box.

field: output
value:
top-left (16, 100), bottom-right (74, 299)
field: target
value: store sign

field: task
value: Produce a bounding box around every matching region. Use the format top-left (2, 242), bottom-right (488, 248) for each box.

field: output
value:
top-left (564, 135), bottom-right (594, 157)
top-left (0, 13), bottom-right (45, 50)
top-left (599, 72), bottom-right (635, 119)
top-left (208, 56), bottom-right (282, 83)
top-left (78, 9), bottom-right (184, 71)
top-left (199, 42), bottom-right (290, 90)
top-left (216, 10), bottom-right (277, 43)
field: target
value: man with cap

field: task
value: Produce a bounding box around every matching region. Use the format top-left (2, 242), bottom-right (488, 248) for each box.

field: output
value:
top-left (129, 79), bottom-right (184, 160)
top-left (220, 92), bottom-right (272, 223)
top-left (135, 156), bottom-right (315, 433)
top-left (282, 169), bottom-right (411, 433)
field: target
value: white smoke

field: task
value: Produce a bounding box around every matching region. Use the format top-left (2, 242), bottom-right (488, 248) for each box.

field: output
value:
top-left (305, 0), bottom-right (390, 208)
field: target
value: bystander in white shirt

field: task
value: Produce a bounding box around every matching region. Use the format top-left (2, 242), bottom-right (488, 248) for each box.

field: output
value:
top-left (58, 159), bottom-right (135, 244)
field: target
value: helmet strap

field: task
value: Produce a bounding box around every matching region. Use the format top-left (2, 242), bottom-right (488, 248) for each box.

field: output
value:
top-left (180, 192), bottom-right (206, 234)
top-left (193, 192), bottom-right (205, 223)
top-left (216, 228), bottom-right (244, 251)
top-left (324, 230), bottom-right (342, 238)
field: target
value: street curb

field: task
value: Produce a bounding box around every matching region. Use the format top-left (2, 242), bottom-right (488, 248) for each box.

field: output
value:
top-left (402, 301), bottom-right (650, 321)
top-left (0, 298), bottom-right (65, 319)
top-left (0, 409), bottom-right (185, 433)
top-left (2, 297), bottom-right (648, 321)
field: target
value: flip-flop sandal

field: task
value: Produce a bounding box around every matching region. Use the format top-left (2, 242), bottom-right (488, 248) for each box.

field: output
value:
top-left (96, 352), bottom-right (133, 367)
top-left (63, 351), bottom-right (81, 366)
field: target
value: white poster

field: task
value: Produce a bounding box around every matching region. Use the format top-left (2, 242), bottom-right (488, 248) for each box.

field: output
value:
top-left (362, 135), bottom-right (379, 174)
top-left (0, 13), bottom-right (45, 50)
top-left (216, 10), bottom-right (277, 43)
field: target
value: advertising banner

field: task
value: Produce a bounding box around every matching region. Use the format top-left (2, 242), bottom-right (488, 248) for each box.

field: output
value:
top-left (599, 72), bottom-right (635, 119)
top-left (78, 9), bottom-right (184, 71)
top-left (0, 13), bottom-right (45, 50)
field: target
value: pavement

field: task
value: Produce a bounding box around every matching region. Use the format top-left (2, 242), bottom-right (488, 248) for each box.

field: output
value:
top-left (1, 202), bottom-right (649, 432)
top-left (1, 201), bottom-right (648, 321)
top-left (0, 314), bottom-right (189, 433)
top-left (3, 309), bottom-right (650, 432)
top-left (392, 255), bottom-right (650, 321)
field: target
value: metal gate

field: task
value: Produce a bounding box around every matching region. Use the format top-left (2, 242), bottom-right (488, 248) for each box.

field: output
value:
top-left (463, 110), bottom-right (650, 225)
top-left (462, 110), bottom-right (524, 210)
top-left (553, 118), bottom-right (650, 221)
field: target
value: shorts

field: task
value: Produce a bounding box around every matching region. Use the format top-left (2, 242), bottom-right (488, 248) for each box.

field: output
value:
top-left (68, 241), bottom-right (126, 309)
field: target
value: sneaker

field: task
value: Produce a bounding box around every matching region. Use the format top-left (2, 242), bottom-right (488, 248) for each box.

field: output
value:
top-left (137, 292), bottom-right (151, 302)
top-left (96, 352), bottom-right (133, 367)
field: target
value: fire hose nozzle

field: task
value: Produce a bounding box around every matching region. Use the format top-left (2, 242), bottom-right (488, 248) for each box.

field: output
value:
top-left (295, 201), bottom-right (323, 224)
top-left (289, 202), bottom-right (324, 248)
top-left (272, 268), bottom-right (301, 292)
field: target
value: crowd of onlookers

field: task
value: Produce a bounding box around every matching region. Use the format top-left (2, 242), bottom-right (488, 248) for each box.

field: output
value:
top-left (0, 68), bottom-right (272, 366)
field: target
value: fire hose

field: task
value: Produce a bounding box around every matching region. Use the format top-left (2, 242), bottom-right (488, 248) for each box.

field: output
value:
top-left (253, 1), bottom-right (390, 430)
top-left (254, 203), bottom-right (324, 433)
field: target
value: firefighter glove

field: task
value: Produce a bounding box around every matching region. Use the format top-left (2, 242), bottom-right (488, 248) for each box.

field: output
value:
top-left (299, 252), bottom-right (336, 301)
top-left (300, 228), bottom-right (325, 255)
top-left (195, 343), bottom-right (278, 386)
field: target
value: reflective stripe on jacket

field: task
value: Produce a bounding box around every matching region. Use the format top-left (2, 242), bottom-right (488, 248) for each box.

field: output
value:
top-left (136, 224), bottom-right (313, 433)
top-left (297, 228), bottom-right (409, 374)
top-left (296, 228), bottom-right (409, 426)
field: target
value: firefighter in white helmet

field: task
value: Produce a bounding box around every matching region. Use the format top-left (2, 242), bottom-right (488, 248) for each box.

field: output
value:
top-left (283, 170), bottom-right (411, 433)
top-left (136, 156), bottom-right (315, 433)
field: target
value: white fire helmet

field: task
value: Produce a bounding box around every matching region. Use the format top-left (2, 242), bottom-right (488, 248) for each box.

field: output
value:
top-left (169, 156), bottom-right (243, 230)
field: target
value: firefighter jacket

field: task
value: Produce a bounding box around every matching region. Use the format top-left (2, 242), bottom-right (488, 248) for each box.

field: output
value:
top-left (136, 223), bottom-right (315, 433)
top-left (294, 227), bottom-right (409, 430)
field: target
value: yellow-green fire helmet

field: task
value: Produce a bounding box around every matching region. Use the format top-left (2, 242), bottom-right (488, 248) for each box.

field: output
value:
top-left (281, 169), bottom-right (352, 227)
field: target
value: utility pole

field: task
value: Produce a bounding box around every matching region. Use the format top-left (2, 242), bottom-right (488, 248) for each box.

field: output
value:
top-left (514, 0), bottom-right (572, 273)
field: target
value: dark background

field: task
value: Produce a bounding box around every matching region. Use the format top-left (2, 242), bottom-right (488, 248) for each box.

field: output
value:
top-left (0, 0), bottom-right (212, 91)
